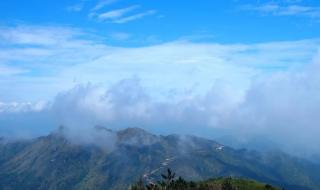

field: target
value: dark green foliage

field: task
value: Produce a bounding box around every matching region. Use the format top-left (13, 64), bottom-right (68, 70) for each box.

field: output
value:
top-left (221, 177), bottom-right (235, 190)
top-left (130, 168), bottom-right (281, 190)
top-left (131, 177), bottom-right (145, 190)
top-left (265, 184), bottom-right (274, 189)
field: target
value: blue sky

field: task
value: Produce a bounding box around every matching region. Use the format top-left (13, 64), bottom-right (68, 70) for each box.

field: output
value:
top-left (0, 0), bottom-right (319, 102)
top-left (1, 0), bottom-right (320, 46)
top-left (1, 0), bottom-right (320, 158)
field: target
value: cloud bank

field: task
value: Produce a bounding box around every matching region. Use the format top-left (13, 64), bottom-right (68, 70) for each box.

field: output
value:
top-left (1, 24), bottom-right (320, 160)
top-left (2, 52), bottom-right (320, 159)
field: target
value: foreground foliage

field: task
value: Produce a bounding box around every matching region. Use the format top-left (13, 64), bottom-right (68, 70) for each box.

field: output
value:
top-left (131, 169), bottom-right (280, 190)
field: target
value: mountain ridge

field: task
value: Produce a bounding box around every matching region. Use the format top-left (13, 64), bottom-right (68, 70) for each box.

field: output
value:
top-left (0, 126), bottom-right (319, 190)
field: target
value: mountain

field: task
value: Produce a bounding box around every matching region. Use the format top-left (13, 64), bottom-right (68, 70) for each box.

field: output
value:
top-left (0, 127), bottom-right (320, 190)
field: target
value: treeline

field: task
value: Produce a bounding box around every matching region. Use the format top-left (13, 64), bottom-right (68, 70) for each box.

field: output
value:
top-left (130, 169), bottom-right (280, 190)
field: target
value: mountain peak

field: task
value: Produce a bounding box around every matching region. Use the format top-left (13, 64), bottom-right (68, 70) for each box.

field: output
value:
top-left (117, 127), bottom-right (159, 146)
top-left (118, 127), bottom-right (149, 135)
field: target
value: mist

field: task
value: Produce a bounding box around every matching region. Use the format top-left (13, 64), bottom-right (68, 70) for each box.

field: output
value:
top-left (1, 50), bottom-right (320, 161)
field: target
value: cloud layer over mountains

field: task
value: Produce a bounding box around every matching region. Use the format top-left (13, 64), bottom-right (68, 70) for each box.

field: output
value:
top-left (0, 25), bottom-right (320, 160)
top-left (1, 48), bottom-right (320, 160)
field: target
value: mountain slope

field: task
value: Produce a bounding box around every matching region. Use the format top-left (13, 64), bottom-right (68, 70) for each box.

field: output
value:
top-left (0, 127), bottom-right (319, 190)
top-left (132, 174), bottom-right (282, 190)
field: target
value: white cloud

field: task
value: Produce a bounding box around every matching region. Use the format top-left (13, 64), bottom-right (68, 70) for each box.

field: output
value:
top-left (91, 0), bottom-right (119, 11)
top-left (0, 101), bottom-right (47, 113)
top-left (223, 53), bottom-right (320, 157)
top-left (66, 0), bottom-right (91, 12)
top-left (113, 10), bottom-right (156, 24)
top-left (1, 25), bottom-right (318, 102)
top-left (2, 54), bottom-right (320, 159)
top-left (109, 32), bottom-right (131, 40)
top-left (0, 25), bottom-right (108, 65)
top-left (0, 25), bottom-right (110, 100)
top-left (55, 39), bottom-right (318, 103)
top-left (67, 3), bottom-right (84, 12)
top-left (0, 25), bottom-right (79, 46)
top-left (97, 5), bottom-right (139, 20)
top-left (0, 65), bottom-right (28, 76)
top-left (1, 24), bottom-right (320, 159)
top-left (242, 3), bottom-right (320, 18)
top-left (91, 4), bottom-right (156, 24)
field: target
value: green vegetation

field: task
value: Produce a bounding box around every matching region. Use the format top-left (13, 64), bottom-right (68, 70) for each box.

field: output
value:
top-left (131, 168), bottom-right (281, 190)
top-left (0, 128), bottom-right (320, 190)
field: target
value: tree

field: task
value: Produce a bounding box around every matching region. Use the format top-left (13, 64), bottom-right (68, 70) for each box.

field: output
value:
top-left (161, 168), bottom-right (176, 188)
top-left (131, 177), bottom-right (145, 190)
top-left (221, 177), bottom-right (235, 190)
top-left (130, 169), bottom-right (279, 190)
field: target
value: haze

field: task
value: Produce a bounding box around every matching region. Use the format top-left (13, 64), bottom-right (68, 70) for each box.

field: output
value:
top-left (1, 0), bottom-right (320, 161)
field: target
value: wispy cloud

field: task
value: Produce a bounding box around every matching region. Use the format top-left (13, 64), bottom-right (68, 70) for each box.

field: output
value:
top-left (0, 64), bottom-right (28, 76)
top-left (91, 4), bottom-right (156, 24)
top-left (66, 0), bottom-right (90, 12)
top-left (68, 0), bottom-right (118, 13)
top-left (0, 25), bottom-right (317, 108)
top-left (67, 3), bottom-right (84, 12)
top-left (109, 32), bottom-right (131, 40)
top-left (97, 5), bottom-right (139, 21)
top-left (113, 10), bottom-right (156, 24)
top-left (1, 24), bottom-right (319, 102)
top-left (91, 0), bottom-right (119, 11)
top-left (0, 25), bottom-right (109, 101)
top-left (0, 101), bottom-right (46, 113)
top-left (242, 3), bottom-right (320, 18)
top-left (0, 25), bottom-right (79, 46)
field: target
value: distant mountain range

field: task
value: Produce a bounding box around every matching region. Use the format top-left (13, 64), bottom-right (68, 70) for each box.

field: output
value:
top-left (0, 127), bottom-right (319, 190)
